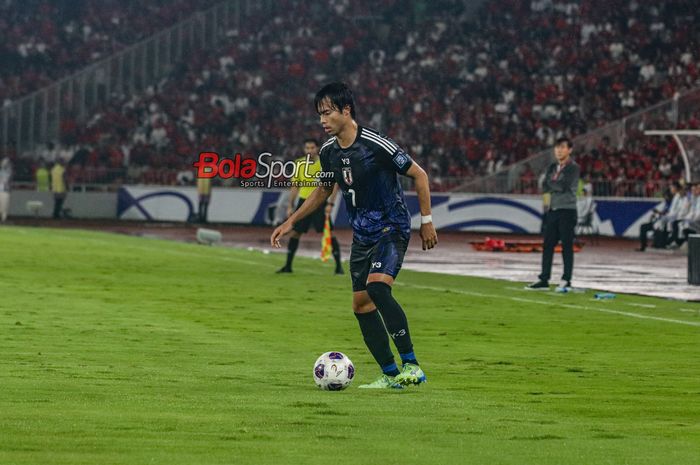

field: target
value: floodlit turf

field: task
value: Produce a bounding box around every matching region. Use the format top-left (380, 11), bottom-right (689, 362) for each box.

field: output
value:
top-left (1, 226), bottom-right (699, 465)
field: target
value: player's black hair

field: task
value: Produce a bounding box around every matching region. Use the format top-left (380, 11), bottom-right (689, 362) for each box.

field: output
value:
top-left (314, 82), bottom-right (356, 119)
top-left (303, 138), bottom-right (320, 146)
top-left (555, 136), bottom-right (573, 148)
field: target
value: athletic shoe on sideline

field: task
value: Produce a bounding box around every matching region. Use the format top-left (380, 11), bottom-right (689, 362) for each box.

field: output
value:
top-left (525, 280), bottom-right (550, 290)
top-left (555, 280), bottom-right (572, 293)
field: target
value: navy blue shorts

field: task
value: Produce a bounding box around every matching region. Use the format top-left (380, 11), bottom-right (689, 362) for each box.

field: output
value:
top-left (349, 234), bottom-right (409, 292)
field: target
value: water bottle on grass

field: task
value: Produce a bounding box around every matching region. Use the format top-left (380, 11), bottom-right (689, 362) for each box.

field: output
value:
top-left (594, 292), bottom-right (616, 300)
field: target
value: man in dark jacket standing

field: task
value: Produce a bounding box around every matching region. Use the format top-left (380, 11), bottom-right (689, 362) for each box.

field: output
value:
top-left (527, 137), bottom-right (580, 291)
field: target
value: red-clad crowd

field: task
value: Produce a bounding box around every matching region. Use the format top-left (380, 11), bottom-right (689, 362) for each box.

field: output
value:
top-left (0, 0), bottom-right (219, 105)
top-left (514, 120), bottom-right (699, 197)
top-left (4, 0), bottom-right (699, 194)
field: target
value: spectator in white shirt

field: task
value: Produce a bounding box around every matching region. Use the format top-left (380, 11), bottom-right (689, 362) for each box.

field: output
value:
top-left (674, 184), bottom-right (700, 247)
top-left (0, 157), bottom-right (12, 222)
top-left (656, 182), bottom-right (684, 232)
top-left (662, 183), bottom-right (690, 248)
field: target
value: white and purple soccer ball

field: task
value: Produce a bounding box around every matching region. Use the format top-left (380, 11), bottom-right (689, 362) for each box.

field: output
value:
top-left (313, 351), bottom-right (355, 391)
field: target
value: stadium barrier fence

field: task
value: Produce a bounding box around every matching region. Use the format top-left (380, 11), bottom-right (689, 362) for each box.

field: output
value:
top-left (453, 86), bottom-right (700, 193)
top-left (6, 186), bottom-right (662, 238)
top-left (0, 0), bottom-right (271, 158)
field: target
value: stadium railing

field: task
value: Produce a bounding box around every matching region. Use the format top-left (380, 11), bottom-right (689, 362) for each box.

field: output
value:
top-left (11, 168), bottom-right (670, 196)
top-left (452, 86), bottom-right (700, 194)
top-left (0, 0), bottom-right (271, 159)
top-left (423, 177), bottom-right (668, 197)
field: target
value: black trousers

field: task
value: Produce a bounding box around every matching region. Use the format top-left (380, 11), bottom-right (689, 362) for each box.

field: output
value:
top-left (639, 221), bottom-right (655, 250)
top-left (539, 208), bottom-right (576, 283)
top-left (199, 194), bottom-right (210, 223)
top-left (53, 193), bottom-right (66, 219)
top-left (670, 220), bottom-right (682, 246)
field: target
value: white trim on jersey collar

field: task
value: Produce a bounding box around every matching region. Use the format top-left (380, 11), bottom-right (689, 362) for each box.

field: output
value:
top-left (362, 128), bottom-right (398, 150)
top-left (320, 137), bottom-right (336, 152)
top-left (360, 131), bottom-right (397, 155)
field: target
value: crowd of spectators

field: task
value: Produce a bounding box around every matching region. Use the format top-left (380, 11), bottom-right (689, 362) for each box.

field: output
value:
top-left (5, 0), bottom-right (700, 194)
top-left (513, 125), bottom-right (698, 197)
top-left (0, 0), bottom-right (219, 105)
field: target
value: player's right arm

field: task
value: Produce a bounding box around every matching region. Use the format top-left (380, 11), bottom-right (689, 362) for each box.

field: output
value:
top-left (271, 184), bottom-right (334, 247)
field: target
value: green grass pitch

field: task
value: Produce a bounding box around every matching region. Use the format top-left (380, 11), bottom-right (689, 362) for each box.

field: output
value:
top-left (1, 226), bottom-right (699, 465)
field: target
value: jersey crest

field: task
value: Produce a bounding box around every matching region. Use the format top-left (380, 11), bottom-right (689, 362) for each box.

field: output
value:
top-left (342, 167), bottom-right (353, 185)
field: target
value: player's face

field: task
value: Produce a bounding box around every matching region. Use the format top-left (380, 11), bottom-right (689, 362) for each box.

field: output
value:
top-left (317, 99), bottom-right (348, 136)
top-left (304, 142), bottom-right (319, 158)
top-left (554, 143), bottom-right (572, 163)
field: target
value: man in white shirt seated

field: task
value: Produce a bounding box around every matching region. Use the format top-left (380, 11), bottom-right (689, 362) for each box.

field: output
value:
top-left (0, 157), bottom-right (11, 222)
top-left (668, 183), bottom-right (692, 248)
top-left (652, 181), bottom-right (684, 247)
top-left (576, 184), bottom-right (596, 235)
top-left (674, 183), bottom-right (700, 247)
top-left (637, 183), bottom-right (675, 251)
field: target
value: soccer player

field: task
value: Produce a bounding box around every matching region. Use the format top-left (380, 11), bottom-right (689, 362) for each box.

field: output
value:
top-left (527, 137), bottom-right (580, 291)
top-left (271, 82), bottom-right (438, 389)
top-left (277, 138), bottom-right (344, 275)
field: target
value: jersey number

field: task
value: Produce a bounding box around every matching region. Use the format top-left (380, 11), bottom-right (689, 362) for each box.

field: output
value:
top-left (348, 188), bottom-right (356, 207)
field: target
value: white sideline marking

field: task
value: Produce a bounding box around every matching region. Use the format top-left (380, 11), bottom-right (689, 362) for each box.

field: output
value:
top-left (78, 235), bottom-right (329, 274)
top-left (22, 229), bottom-right (697, 323)
top-left (397, 283), bottom-right (700, 328)
top-left (28, 229), bottom-right (329, 274)
top-left (626, 303), bottom-right (657, 309)
top-left (35, 230), bottom-right (277, 269)
top-left (506, 286), bottom-right (535, 292)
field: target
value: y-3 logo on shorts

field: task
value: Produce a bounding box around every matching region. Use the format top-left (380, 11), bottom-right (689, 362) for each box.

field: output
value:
top-left (371, 261), bottom-right (382, 268)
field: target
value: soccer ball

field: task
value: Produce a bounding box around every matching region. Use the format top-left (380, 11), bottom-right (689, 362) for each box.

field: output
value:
top-left (313, 351), bottom-right (355, 391)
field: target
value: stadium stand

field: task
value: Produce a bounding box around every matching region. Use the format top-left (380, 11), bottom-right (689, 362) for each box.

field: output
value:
top-left (2, 0), bottom-right (700, 193)
top-left (0, 0), bottom-right (219, 105)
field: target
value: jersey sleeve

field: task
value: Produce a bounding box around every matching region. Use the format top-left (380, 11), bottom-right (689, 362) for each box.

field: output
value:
top-left (361, 129), bottom-right (413, 175)
top-left (318, 146), bottom-right (336, 188)
top-left (319, 148), bottom-right (328, 173)
top-left (319, 147), bottom-right (333, 176)
top-left (385, 147), bottom-right (413, 175)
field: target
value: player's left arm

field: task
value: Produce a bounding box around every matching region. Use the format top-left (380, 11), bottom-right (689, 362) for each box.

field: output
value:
top-left (405, 162), bottom-right (438, 250)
